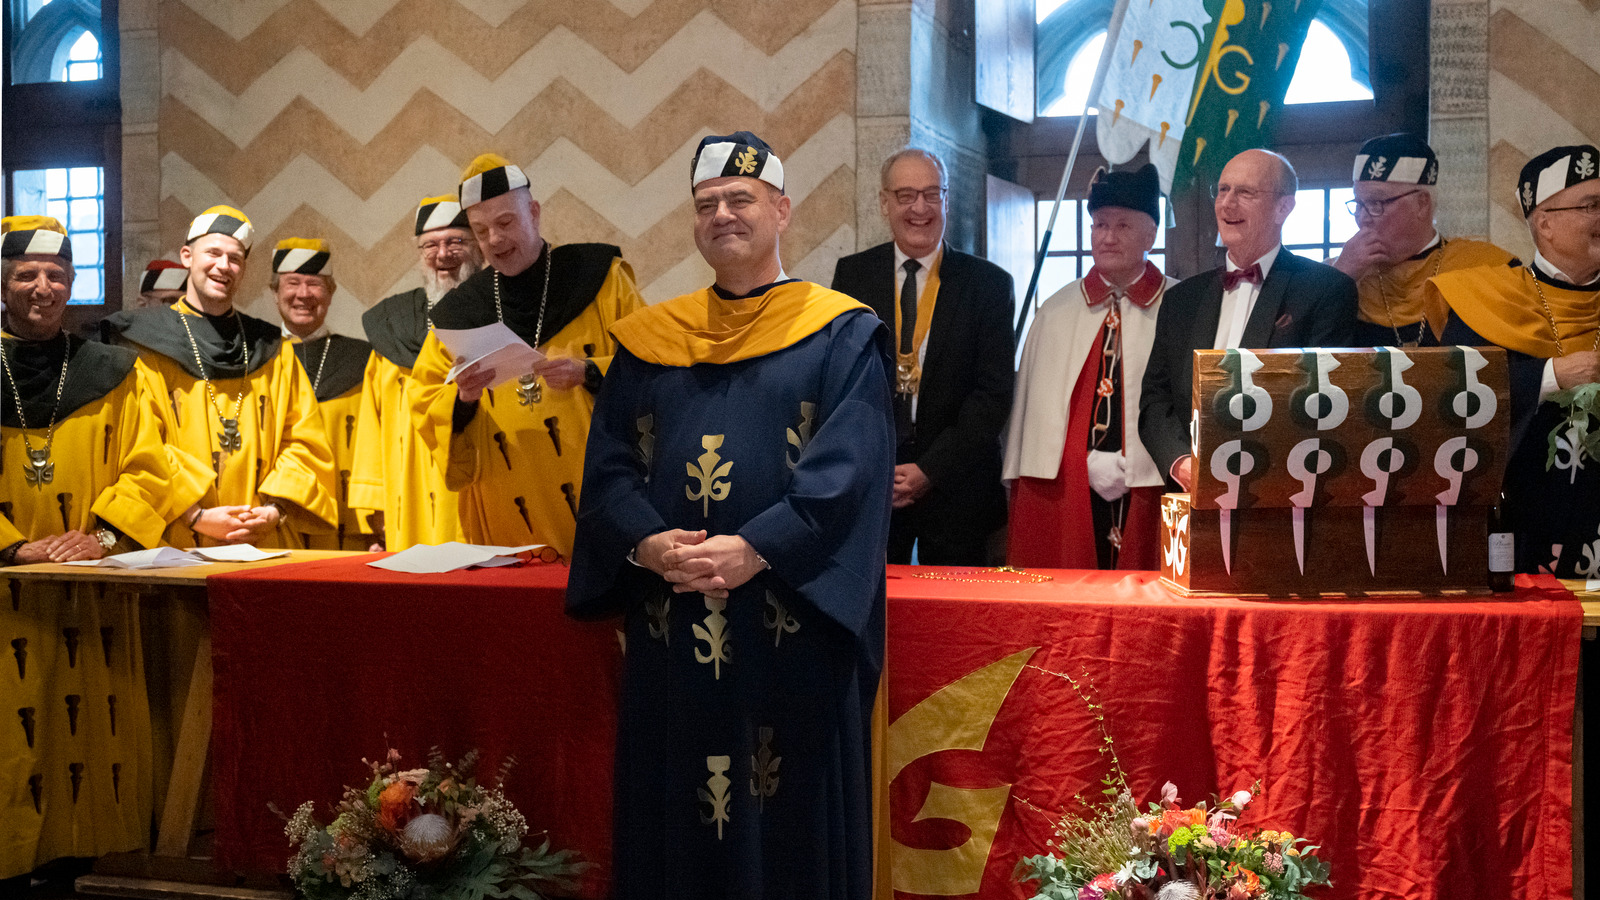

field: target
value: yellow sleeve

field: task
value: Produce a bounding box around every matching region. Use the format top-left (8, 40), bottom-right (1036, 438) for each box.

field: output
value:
top-left (347, 353), bottom-right (386, 515)
top-left (588, 257), bottom-right (644, 375)
top-left (0, 515), bottom-right (23, 547)
top-left (409, 332), bottom-right (482, 490)
top-left (89, 362), bottom-right (206, 548)
top-left (258, 351), bottom-right (339, 530)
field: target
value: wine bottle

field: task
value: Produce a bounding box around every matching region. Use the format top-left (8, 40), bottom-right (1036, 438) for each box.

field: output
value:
top-left (1487, 495), bottom-right (1514, 593)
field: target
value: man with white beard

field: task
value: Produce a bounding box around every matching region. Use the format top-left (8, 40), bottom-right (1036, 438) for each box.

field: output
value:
top-left (348, 195), bottom-right (482, 548)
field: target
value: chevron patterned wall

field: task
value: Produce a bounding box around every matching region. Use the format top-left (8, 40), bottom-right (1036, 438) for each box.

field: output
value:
top-left (1486, 0), bottom-right (1600, 259)
top-left (134, 0), bottom-right (860, 336)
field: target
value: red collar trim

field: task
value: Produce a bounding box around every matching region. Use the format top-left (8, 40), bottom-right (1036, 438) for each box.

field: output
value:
top-left (1082, 261), bottom-right (1165, 309)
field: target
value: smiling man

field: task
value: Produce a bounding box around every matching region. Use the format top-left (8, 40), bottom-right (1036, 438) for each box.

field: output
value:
top-left (568, 130), bottom-right (892, 900)
top-left (271, 238), bottom-right (375, 549)
top-left (103, 205), bottom-right (338, 547)
top-left (1331, 133), bottom-right (1513, 346)
top-left (409, 154), bottom-right (643, 556)
top-left (1427, 144), bottom-right (1600, 575)
top-left (349, 195), bottom-right (480, 550)
top-left (1139, 148), bottom-right (1357, 491)
top-left (0, 216), bottom-right (214, 881)
top-left (831, 148), bottom-right (1015, 565)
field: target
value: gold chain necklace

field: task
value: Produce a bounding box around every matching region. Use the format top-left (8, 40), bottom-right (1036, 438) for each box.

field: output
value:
top-left (0, 331), bottom-right (69, 487)
top-left (1529, 267), bottom-right (1600, 357)
top-left (304, 334), bottom-right (333, 395)
top-left (912, 566), bottom-right (1054, 583)
top-left (177, 303), bottom-right (251, 452)
top-left (496, 241), bottom-right (553, 406)
top-left (1376, 241), bottom-right (1445, 347)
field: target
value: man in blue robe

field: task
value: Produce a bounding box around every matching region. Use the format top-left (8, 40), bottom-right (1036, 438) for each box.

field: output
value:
top-left (567, 131), bottom-right (894, 899)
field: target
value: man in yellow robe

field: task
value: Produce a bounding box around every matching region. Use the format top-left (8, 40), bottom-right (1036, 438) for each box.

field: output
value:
top-left (102, 206), bottom-right (338, 548)
top-left (1332, 133), bottom-right (1513, 346)
top-left (0, 217), bottom-right (227, 879)
top-left (271, 238), bottom-right (374, 550)
top-left (349, 196), bottom-right (478, 550)
top-left (1428, 144), bottom-right (1600, 576)
top-left (410, 155), bottom-right (644, 557)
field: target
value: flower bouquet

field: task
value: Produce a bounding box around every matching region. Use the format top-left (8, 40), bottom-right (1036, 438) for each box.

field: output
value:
top-left (1016, 782), bottom-right (1331, 900)
top-left (283, 748), bottom-right (586, 900)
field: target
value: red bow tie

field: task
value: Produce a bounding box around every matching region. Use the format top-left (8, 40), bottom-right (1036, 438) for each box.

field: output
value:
top-left (1222, 263), bottom-right (1263, 291)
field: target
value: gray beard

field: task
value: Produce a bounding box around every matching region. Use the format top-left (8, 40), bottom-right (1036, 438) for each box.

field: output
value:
top-left (423, 258), bottom-right (479, 307)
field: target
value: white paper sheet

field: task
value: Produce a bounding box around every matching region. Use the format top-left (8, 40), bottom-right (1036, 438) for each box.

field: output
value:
top-left (190, 545), bottom-right (292, 562)
top-left (64, 548), bottom-right (209, 569)
top-left (366, 542), bottom-right (548, 574)
top-left (433, 323), bottom-right (546, 388)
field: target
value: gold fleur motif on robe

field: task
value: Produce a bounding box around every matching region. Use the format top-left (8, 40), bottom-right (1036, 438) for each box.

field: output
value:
top-left (698, 755), bottom-right (733, 839)
top-left (785, 401), bottom-right (815, 470)
top-left (685, 434), bottom-right (732, 517)
top-left (750, 727), bottom-right (781, 811)
top-left (763, 591), bottom-right (799, 647)
top-left (646, 590), bottom-right (671, 645)
top-left (635, 413), bottom-right (656, 480)
top-left (692, 595), bottom-right (732, 678)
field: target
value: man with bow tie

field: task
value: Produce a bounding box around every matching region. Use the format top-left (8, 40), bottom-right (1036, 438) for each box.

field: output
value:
top-left (1138, 148), bottom-right (1357, 491)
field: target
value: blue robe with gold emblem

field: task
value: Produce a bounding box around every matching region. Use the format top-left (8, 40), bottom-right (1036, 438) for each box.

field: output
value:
top-left (567, 283), bottom-right (892, 900)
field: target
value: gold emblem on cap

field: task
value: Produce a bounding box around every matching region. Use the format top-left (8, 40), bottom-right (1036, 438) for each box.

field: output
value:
top-left (734, 147), bottom-right (759, 175)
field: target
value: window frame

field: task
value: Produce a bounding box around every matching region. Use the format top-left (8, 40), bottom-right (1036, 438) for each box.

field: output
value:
top-left (2, 0), bottom-right (122, 331)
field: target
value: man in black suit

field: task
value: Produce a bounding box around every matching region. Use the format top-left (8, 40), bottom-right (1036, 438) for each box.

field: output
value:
top-left (1139, 149), bottom-right (1357, 490)
top-left (831, 148), bottom-right (1015, 564)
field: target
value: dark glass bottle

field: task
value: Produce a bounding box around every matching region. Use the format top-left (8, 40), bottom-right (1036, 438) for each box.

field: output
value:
top-left (1487, 496), bottom-right (1514, 593)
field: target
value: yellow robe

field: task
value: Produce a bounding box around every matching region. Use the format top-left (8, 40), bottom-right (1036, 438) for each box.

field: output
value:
top-left (1, 356), bottom-right (198, 878)
top-left (119, 305), bottom-right (339, 548)
top-left (298, 383), bottom-right (373, 550)
top-left (411, 255), bottom-right (643, 557)
top-left (1348, 237), bottom-right (1513, 340)
top-left (348, 352), bottom-right (464, 550)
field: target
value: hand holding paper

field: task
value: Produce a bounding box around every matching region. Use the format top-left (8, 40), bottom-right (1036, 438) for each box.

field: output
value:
top-left (435, 323), bottom-right (546, 390)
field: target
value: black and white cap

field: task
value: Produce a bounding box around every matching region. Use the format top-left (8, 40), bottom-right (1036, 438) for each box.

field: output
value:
top-left (1518, 144), bottom-right (1600, 217)
top-left (691, 131), bottom-right (784, 193)
top-left (0, 216), bottom-right (71, 261)
top-left (459, 154), bottom-right (531, 209)
top-left (140, 259), bottom-right (186, 292)
top-left (416, 194), bottom-right (468, 234)
top-left (186, 205), bottom-right (254, 252)
top-left (272, 237), bottom-right (331, 274)
top-left (1353, 133), bottom-right (1438, 185)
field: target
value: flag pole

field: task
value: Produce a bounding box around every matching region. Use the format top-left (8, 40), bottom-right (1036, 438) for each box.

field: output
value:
top-left (1014, 0), bottom-right (1132, 342)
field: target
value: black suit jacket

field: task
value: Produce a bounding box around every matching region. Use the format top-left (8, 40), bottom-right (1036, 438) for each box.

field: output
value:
top-left (1138, 249), bottom-right (1358, 481)
top-left (831, 242), bottom-right (1016, 535)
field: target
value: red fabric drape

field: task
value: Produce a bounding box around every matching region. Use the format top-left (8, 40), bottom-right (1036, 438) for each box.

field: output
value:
top-left (209, 558), bottom-right (1579, 900)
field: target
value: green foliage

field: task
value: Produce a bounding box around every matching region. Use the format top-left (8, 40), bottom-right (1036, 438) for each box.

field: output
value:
top-left (1546, 383), bottom-right (1600, 470)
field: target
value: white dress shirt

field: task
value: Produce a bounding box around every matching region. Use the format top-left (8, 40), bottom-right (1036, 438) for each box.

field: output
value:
top-left (1212, 245), bottom-right (1281, 349)
top-left (1533, 250), bottom-right (1600, 402)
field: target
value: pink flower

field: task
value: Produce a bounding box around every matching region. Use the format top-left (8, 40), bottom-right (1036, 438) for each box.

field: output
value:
top-left (1160, 782), bottom-right (1179, 806)
top-left (1230, 789), bottom-right (1252, 808)
top-left (1078, 884), bottom-right (1106, 900)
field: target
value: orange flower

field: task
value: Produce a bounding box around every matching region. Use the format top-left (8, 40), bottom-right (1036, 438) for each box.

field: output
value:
top-left (376, 780), bottom-right (419, 832)
top-left (1161, 807), bottom-right (1204, 834)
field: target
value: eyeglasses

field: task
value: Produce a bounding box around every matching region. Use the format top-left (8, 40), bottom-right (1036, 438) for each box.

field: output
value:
top-left (1345, 189), bottom-right (1422, 217)
top-left (888, 187), bottom-right (946, 206)
top-left (418, 237), bottom-right (469, 257)
top-left (1210, 184), bottom-right (1284, 203)
top-left (1541, 199), bottom-right (1600, 219)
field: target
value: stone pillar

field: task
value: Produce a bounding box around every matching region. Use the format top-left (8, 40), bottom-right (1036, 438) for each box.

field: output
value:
top-left (120, 0), bottom-right (164, 310)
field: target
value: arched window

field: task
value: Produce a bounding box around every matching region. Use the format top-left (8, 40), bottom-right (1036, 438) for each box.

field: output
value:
top-left (60, 28), bottom-right (101, 83)
top-left (9, 0), bottom-right (102, 85)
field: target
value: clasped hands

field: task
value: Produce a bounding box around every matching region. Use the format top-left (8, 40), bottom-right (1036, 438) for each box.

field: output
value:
top-left (186, 503), bottom-right (281, 544)
top-left (634, 529), bottom-right (766, 600)
top-left (454, 356), bottom-right (588, 403)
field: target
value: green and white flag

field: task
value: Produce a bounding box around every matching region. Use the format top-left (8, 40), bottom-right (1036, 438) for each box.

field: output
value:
top-left (1094, 0), bottom-right (1322, 194)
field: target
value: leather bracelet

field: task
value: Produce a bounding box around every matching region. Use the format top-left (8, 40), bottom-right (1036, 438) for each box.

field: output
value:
top-left (0, 540), bottom-right (24, 567)
top-left (187, 506), bottom-right (205, 529)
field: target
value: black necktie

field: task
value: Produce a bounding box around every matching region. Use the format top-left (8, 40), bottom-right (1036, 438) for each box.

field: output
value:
top-left (895, 259), bottom-right (921, 451)
top-left (899, 259), bottom-right (920, 354)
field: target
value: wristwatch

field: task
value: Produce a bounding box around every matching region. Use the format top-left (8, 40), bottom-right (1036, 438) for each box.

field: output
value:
top-left (94, 529), bottom-right (118, 551)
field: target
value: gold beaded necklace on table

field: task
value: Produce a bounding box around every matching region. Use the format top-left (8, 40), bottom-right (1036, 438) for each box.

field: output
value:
top-left (0, 331), bottom-right (69, 487)
top-left (912, 566), bottom-right (1054, 584)
top-left (176, 303), bottom-right (251, 453)
top-left (493, 241), bottom-right (553, 406)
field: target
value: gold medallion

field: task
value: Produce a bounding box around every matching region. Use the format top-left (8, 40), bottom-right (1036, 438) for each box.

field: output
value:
top-left (516, 374), bottom-right (541, 406)
top-left (219, 417), bottom-right (243, 452)
top-left (23, 448), bottom-right (53, 487)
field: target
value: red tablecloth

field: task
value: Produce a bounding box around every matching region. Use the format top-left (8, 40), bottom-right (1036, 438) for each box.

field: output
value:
top-left (208, 556), bottom-right (622, 898)
top-left (209, 559), bottom-right (1580, 900)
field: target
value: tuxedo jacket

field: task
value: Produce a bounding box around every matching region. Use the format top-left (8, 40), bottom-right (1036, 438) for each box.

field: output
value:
top-left (1138, 249), bottom-right (1358, 481)
top-left (831, 242), bottom-right (1016, 534)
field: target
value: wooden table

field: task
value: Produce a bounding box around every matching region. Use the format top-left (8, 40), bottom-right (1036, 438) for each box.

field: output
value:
top-left (2, 550), bottom-right (365, 857)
